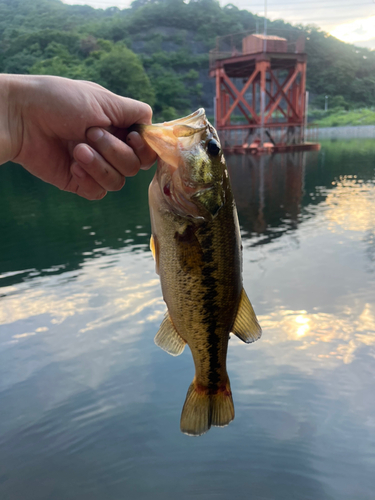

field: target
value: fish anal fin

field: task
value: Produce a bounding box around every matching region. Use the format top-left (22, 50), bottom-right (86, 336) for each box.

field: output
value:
top-left (150, 234), bottom-right (160, 275)
top-left (231, 288), bottom-right (262, 344)
top-left (154, 312), bottom-right (186, 356)
top-left (180, 380), bottom-right (234, 436)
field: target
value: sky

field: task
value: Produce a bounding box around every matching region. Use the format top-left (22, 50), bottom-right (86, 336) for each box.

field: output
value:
top-left (62, 0), bottom-right (375, 49)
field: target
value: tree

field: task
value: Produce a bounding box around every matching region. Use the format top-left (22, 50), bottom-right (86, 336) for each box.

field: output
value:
top-left (2, 0), bottom-right (375, 111)
top-left (87, 42), bottom-right (155, 106)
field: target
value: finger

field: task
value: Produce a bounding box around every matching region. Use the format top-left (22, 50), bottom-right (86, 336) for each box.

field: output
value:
top-left (86, 127), bottom-right (143, 177)
top-left (105, 96), bottom-right (153, 128)
top-left (67, 162), bottom-right (107, 201)
top-left (126, 131), bottom-right (157, 170)
top-left (73, 143), bottom-right (126, 191)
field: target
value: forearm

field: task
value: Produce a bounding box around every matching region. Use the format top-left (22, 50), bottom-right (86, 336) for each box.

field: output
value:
top-left (0, 74), bottom-right (24, 165)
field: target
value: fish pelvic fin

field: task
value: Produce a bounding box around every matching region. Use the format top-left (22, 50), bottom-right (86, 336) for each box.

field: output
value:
top-left (154, 312), bottom-right (186, 356)
top-left (231, 288), bottom-right (262, 344)
top-left (150, 234), bottom-right (159, 275)
top-left (180, 380), bottom-right (235, 436)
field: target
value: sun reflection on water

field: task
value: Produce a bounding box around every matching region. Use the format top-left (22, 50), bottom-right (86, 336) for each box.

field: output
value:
top-left (0, 250), bottom-right (164, 349)
top-left (255, 303), bottom-right (375, 367)
top-left (324, 176), bottom-right (375, 234)
top-left (294, 314), bottom-right (310, 337)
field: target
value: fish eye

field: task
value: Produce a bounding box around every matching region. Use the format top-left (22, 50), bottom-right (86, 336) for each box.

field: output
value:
top-left (207, 139), bottom-right (221, 157)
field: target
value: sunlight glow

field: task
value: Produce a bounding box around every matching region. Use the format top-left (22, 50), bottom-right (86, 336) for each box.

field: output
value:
top-left (256, 303), bottom-right (375, 366)
top-left (325, 177), bottom-right (375, 234)
top-left (331, 16), bottom-right (375, 44)
top-left (0, 252), bottom-right (162, 347)
top-left (295, 315), bottom-right (310, 337)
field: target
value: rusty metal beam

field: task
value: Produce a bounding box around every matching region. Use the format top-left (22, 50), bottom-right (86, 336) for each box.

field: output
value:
top-left (222, 66), bottom-right (260, 124)
top-left (220, 84), bottom-right (254, 126)
top-left (221, 71), bottom-right (259, 125)
top-left (265, 87), bottom-right (288, 119)
top-left (220, 82), bottom-right (254, 126)
top-left (299, 62), bottom-right (307, 141)
top-left (216, 122), bottom-right (305, 130)
top-left (265, 69), bottom-right (292, 114)
top-left (265, 65), bottom-right (301, 123)
top-left (267, 68), bottom-right (298, 119)
top-left (215, 69), bottom-right (221, 128)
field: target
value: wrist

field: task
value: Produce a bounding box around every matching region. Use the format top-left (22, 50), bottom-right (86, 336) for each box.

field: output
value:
top-left (0, 74), bottom-right (25, 165)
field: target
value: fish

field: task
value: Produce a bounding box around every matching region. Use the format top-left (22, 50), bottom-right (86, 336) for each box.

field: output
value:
top-left (136, 108), bottom-right (261, 436)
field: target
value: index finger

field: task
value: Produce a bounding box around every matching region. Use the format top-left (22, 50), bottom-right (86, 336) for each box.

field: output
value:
top-left (102, 95), bottom-right (153, 129)
top-left (126, 131), bottom-right (157, 170)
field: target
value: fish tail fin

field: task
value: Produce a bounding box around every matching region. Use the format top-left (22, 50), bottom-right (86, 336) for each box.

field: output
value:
top-left (211, 381), bottom-right (235, 428)
top-left (180, 382), bottom-right (211, 436)
top-left (180, 379), bottom-right (235, 436)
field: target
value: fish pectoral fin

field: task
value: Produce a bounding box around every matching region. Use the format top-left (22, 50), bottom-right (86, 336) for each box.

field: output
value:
top-left (154, 312), bottom-right (186, 356)
top-left (231, 288), bottom-right (262, 344)
top-left (150, 234), bottom-right (159, 275)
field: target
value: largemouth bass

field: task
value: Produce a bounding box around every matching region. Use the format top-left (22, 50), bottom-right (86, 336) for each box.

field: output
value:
top-left (137, 109), bottom-right (261, 436)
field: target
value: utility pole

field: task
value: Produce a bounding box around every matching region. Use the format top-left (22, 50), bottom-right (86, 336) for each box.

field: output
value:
top-left (260, 0), bottom-right (267, 146)
top-left (325, 95), bottom-right (329, 112)
top-left (263, 0), bottom-right (267, 53)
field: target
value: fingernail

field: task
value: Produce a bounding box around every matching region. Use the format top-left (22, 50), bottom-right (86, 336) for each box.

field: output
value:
top-left (87, 127), bottom-right (104, 142)
top-left (75, 145), bottom-right (94, 164)
top-left (72, 163), bottom-right (86, 178)
top-left (126, 131), bottom-right (143, 149)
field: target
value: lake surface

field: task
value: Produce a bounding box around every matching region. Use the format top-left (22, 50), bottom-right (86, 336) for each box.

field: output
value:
top-left (1, 139), bottom-right (375, 500)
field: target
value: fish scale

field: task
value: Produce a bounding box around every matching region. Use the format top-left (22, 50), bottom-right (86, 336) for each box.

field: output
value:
top-left (161, 205), bottom-right (239, 385)
top-left (138, 108), bottom-right (262, 436)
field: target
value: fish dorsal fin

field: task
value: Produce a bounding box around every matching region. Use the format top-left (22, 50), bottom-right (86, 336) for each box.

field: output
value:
top-left (231, 288), bottom-right (262, 343)
top-left (150, 234), bottom-right (159, 275)
top-left (172, 124), bottom-right (205, 138)
top-left (154, 312), bottom-right (186, 356)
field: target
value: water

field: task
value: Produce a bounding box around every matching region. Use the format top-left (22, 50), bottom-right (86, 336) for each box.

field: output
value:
top-left (1, 139), bottom-right (375, 499)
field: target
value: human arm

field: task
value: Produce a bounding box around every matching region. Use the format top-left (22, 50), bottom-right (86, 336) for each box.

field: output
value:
top-left (0, 74), bottom-right (157, 200)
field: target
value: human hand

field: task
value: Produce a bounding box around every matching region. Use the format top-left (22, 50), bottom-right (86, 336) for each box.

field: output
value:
top-left (0, 75), bottom-right (157, 200)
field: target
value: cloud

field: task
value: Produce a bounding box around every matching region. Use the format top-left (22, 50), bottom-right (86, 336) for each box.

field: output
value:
top-left (61, 0), bottom-right (375, 46)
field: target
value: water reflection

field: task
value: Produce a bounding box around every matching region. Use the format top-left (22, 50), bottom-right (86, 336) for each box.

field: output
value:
top-left (227, 151), bottom-right (317, 244)
top-left (325, 177), bottom-right (375, 234)
top-left (0, 162), bottom-right (155, 287)
top-left (255, 302), bottom-right (375, 366)
top-left (1, 140), bottom-right (375, 499)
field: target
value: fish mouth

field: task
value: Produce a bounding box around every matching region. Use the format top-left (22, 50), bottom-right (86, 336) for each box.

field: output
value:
top-left (134, 108), bottom-right (209, 169)
top-left (138, 108), bottom-right (220, 220)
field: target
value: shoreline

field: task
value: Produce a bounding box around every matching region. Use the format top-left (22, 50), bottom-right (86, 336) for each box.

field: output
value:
top-left (316, 125), bottom-right (375, 139)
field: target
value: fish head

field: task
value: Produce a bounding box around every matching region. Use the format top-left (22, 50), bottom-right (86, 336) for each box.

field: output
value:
top-left (138, 109), bottom-right (227, 220)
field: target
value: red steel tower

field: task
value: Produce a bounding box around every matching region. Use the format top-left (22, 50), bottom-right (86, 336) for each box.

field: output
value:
top-left (209, 32), bottom-right (319, 153)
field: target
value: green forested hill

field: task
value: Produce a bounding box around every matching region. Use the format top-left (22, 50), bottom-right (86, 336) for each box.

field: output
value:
top-left (1, 0), bottom-right (375, 120)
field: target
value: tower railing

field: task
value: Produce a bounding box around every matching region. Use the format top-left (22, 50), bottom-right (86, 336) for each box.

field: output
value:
top-left (209, 30), bottom-right (305, 69)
